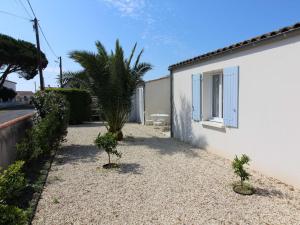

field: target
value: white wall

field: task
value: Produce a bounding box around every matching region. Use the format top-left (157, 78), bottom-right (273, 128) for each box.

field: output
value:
top-left (172, 33), bottom-right (300, 188)
top-left (145, 77), bottom-right (170, 122)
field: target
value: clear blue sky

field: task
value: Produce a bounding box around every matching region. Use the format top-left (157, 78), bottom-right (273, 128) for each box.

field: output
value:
top-left (1, 0), bottom-right (300, 91)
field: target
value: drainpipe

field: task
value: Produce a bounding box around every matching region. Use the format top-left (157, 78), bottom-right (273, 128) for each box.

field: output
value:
top-left (170, 69), bottom-right (174, 138)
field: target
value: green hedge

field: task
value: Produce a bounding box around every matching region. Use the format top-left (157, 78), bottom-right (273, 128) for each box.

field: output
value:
top-left (2, 91), bottom-right (71, 224)
top-left (46, 88), bottom-right (91, 124)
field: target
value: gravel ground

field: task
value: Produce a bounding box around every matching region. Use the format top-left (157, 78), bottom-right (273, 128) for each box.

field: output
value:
top-left (32, 122), bottom-right (300, 225)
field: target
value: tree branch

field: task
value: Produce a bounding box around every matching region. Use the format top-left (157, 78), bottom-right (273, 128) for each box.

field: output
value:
top-left (0, 65), bottom-right (12, 88)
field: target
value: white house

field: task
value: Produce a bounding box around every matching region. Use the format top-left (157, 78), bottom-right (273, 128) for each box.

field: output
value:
top-left (169, 22), bottom-right (300, 188)
top-left (144, 76), bottom-right (170, 125)
top-left (129, 76), bottom-right (170, 125)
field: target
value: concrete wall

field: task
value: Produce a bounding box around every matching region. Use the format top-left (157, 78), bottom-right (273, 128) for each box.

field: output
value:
top-left (0, 115), bottom-right (33, 168)
top-left (172, 32), bottom-right (300, 188)
top-left (145, 76), bottom-right (170, 122)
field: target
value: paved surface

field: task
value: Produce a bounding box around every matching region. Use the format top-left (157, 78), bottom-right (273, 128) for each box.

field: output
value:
top-left (0, 109), bottom-right (35, 124)
top-left (33, 123), bottom-right (300, 225)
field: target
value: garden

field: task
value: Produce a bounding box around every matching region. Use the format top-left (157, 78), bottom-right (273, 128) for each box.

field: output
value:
top-left (1, 39), bottom-right (300, 225)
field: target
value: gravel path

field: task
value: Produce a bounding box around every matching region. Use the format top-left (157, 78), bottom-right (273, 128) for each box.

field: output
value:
top-left (33, 122), bottom-right (300, 225)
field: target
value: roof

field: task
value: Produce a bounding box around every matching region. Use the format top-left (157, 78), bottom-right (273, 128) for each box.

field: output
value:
top-left (17, 91), bottom-right (34, 96)
top-left (169, 22), bottom-right (300, 71)
top-left (145, 75), bottom-right (169, 83)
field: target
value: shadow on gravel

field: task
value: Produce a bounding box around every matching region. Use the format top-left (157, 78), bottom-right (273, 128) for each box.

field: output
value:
top-left (54, 144), bottom-right (100, 165)
top-left (69, 122), bottom-right (106, 128)
top-left (254, 187), bottom-right (284, 198)
top-left (122, 136), bottom-right (205, 158)
top-left (118, 163), bottom-right (143, 175)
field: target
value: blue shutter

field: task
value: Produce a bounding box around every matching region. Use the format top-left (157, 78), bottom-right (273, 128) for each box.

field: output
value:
top-left (192, 74), bottom-right (202, 121)
top-left (223, 66), bottom-right (239, 127)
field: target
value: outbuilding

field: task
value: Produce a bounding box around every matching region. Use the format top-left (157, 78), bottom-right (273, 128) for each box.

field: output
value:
top-left (169, 22), bottom-right (300, 188)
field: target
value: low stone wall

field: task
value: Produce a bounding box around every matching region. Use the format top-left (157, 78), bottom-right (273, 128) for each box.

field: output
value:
top-left (0, 113), bottom-right (34, 168)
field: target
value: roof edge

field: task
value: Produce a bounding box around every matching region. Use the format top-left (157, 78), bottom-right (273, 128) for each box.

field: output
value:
top-left (169, 22), bottom-right (300, 71)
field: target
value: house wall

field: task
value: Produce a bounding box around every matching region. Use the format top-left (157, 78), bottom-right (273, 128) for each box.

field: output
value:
top-left (129, 86), bottom-right (144, 123)
top-left (172, 33), bottom-right (300, 188)
top-left (145, 77), bottom-right (170, 123)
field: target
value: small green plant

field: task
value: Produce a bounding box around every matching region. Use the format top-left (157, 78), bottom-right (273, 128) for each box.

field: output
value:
top-left (0, 161), bottom-right (27, 205)
top-left (232, 154), bottom-right (250, 185)
top-left (94, 132), bottom-right (121, 168)
top-left (0, 204), bottom-right (27, 225)
top-left (232, 154), bottom-right (254, 195)
top-left (53, 197), bottom-right (59, 204)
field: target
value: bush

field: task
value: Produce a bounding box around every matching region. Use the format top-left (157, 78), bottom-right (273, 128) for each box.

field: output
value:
top-left (232, 154), bottom-right (251, 185)
top-left (45, 88), bottom-right (91, 124)
top-left (0, 87), bottom-right (16, 102)
top-left (17, 92), bottom-right (69, 163)
top-left (0, 161), bottom-right (27, 205)
top-left (232, 154), bottom-right (254, 195)
top-left (94, 132), bottom-right (121, 166)
top-left (0, 204), bottom-right (27, 225)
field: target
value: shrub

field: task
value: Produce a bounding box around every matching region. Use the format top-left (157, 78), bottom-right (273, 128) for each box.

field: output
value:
top-left (0, 204), bottom-right (27, 225)
top-left (94, 132), bottom-right (121, 166)
top-left (17, 92), bottom-right (69, 163)
top-left (232, 154), bottom-right (254, 195)
top-left (32, 91), bottom-right (69, 120)
top-left (45, 88), bottom-right (91, 124)
top-left (0, 161), bottom-right (27, 205)
top-left (232, 154), bottom-right (251, 186)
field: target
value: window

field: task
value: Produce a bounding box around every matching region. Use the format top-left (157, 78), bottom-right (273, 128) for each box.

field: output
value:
top-left (212, 74), bottom-right (223, 120)
top-left (192, 66), bottom-right (239, 127)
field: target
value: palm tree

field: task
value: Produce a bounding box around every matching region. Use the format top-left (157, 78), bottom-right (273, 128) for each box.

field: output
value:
top-left (70, 40), bottom-right (152, 139)
top-left (57, 71), bottom-right (90, 90)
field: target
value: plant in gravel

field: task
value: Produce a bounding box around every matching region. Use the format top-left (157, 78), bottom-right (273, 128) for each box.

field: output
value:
top-left (232, 154), bottom-right (254, 195)
top-left (53, 197), bottom-right (59, 204)
top-left (0, 161), bottom-right (27, 205)
top-left (94, 132), bottom-right (121, 168)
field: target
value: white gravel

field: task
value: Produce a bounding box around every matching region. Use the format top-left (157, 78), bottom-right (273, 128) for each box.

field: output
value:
top-left (32, 122), bottom-right (300, 225)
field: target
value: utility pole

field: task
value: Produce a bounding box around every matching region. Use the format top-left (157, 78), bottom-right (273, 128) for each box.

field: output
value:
top-left (59, 56), bottom-right (63, 88)
top-left (32, 17), bottom-right (45, 90)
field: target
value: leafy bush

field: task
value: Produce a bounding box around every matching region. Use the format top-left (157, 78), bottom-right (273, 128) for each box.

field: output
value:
top-left (0, 161), bottom-right (26, 205)
top-left (94, 132), bottom-right (121, 165)
top-left (32, 91), bottom-right (69, 119)
top-left (45, 88), bottom-right (91, 124)
top-left (17, 92), bottom-right (69, 163)
top-left (0, 87), bottom-right (16, 102)
top-left (0, 204), bottom-right (27, 225)
top-left (232, 154), bottom-right (251, 186)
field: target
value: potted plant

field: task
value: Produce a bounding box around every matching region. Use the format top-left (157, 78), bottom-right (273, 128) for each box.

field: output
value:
top-left (232, 154), bottom-right (254, 195)
top-left (94, 132), bottom-right (122, 169)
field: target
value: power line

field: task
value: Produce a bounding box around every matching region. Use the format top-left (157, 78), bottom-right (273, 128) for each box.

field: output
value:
top-left (17, 0), bottom-right (32, 19)
top-left (0, 10), bottom-right (30, 21)
top-left (23, 0), bottom-right (59, 58)
top-left (25, 0), bottom-right (37, 18)
top-left (38, 23), bottom-right (58, 58)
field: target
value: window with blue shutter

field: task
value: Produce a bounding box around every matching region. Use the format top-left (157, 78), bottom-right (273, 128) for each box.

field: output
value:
top-left (223, 66), bottom-right (239, 127)
top-left (192, 74), bottom-right (202, 121)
